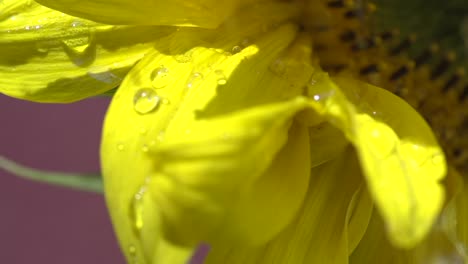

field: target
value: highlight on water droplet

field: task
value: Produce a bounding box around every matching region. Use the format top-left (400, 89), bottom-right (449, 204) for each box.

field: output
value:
top-left (187, 72), bottom-right (203, 89)
top-left (128, 245), bottom-right (136, 256)
top-left (142, 144), bottom-right (149, 153)
top-left (215, 70), bottom-right (227, 85)
top-left (133, 88), bottom-right (160, 115)
top-left (130, 181), bottom-right (148, 236)
top-left (117, 143), bottom-right (125, 151)
top-left (231, 45), bottom-right (242, 54)
top-left (150, 66), bottom-right (172, 89)
top-left (175, 50), bottom-right (193, 63)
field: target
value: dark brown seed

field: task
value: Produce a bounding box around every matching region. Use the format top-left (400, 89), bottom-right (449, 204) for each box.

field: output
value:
top-left (360, 64), bottom-right (379, 75)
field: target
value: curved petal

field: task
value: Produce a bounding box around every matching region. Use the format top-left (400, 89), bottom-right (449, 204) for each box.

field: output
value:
top-left (35, 0), bottom-right (258, 28)
top-left (306, 73), bottom-right (446, 248)
top-left (205, 149), bottom-right (372, 264)
top-left (0, 0), bottom-right (174, 102)
top-left (101, 3), bottom-right (308, 263)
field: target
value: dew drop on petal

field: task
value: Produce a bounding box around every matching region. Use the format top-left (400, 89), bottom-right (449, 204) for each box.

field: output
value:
top-left (117, 143), bottom-right (125, 151)
top-left (231, 45), bottom-right (242, 54)
top-left (215, 70), bottom-right (227, 85)
top-left (133, 88), bottom-right (160, 115)
top-left (161, 98), bottom-right (170, 105)
top-left (269, 58), bottom-right (287, 76)
top-left (128, 245), bottom-right (136, 256)
top-left (150, 67), bottom-right (171, 89)
top-left (130, 180), bottom-right (149, 236)
top-left (174, 50), bottom-right (192, 63)
top-left (187, 72), bottom-right (204, 89)
top-left (141, 144), bottom-right (149, 153)
top-left (157, 131), bottom-right (165, 142)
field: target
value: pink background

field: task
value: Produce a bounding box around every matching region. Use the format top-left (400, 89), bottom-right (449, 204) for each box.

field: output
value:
top-left (0, 95), bottom-right (125, 263)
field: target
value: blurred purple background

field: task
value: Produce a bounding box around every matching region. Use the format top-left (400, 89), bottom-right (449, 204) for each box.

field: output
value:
top-left (0, 95), bottom-right (125, 263)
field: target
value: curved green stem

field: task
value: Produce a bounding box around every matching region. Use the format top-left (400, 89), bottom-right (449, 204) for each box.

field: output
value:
top-left (0, 156), bottom-right (103, 193)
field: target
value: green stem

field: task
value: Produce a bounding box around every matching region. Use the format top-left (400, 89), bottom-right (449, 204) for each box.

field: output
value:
top-left (0, 156), bottom-right (103, 193)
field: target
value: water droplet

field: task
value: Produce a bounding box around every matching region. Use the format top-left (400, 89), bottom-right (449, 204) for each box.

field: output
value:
top-left (174, 50), bottom-right (192, 63)
top-left (162, 98), bottom-right (170, 105)
top-left (313, 95), bottom-right (321, 101)
top-left (129, 245), bottom-right (136, 255)
top-left (71, 21), bottom-right (82, 27)
top-left (141, 144), bottom-right (149, 153)
top-left (231, 45), bottom-right (242, 54)
top-left (150, 67), bottom-right (172, 89)
top-left (130, 181), bottom-right (149, 236)
top-left (269, 59), bottom-right (286, 76)
top-left (309, 79), bottom-right (317, 85)
top-left (117, 143), bottom-right (125, 151)
top-left (187, 72), bottom-right (203, 89)
top-left (133, 88), bottom-right (160, 114)
top-left (157, 131), bottom-right (165, 142)
top-left (215, 70), bottom-right (227, 85)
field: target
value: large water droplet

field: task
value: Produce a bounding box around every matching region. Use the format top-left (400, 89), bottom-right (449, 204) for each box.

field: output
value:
top-left (150, 67), bottom-right (171, 89)
top-left (133, 88), bottom-right (160, 114)
top-left (187, 72), bottom-right (203, 89)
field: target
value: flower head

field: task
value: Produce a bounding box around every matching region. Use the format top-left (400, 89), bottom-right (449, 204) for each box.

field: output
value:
top-left (1, 0), bottom-right (467, 263)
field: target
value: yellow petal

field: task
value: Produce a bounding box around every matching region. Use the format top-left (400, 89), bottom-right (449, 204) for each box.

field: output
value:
top-left (307, 73), bottom-right (446, 248)
top-left (35, 0), bottom-right (258, 28)
top-left (205, 148), bottom-right (372, 264)
top-left (101, 3), bottom-right (307, 263)
top-left (0, 0), bottom-right (174, 102)
top-left (351, 196), bottom-right (467, 264)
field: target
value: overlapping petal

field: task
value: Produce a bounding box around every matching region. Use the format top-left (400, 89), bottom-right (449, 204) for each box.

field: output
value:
top-left (35, 0), bottom-right (259, 28)
top-left (306, 73), bottom-right (446, 248)
top-left (101, 2), bottom-right (307, 263)
top-left (0, 0), bottom-right (174, 102)
top-left (205, 149), bottom-right (373, 264)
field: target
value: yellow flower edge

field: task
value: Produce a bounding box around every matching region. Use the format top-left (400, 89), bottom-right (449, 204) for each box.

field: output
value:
top-left (0, 0), bottom-right (175, 102)
top-left (100, 4), bottom-right (446, 262)
top-left (35, 0), bottom-right (259, 28)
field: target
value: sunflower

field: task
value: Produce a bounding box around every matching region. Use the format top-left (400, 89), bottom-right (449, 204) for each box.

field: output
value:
top-left (1, 0), bottom-right (467, 263)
